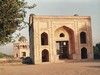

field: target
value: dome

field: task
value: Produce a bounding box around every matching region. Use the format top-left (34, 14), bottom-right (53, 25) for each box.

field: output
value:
top-left (18, 36), bottom-right (27, 42)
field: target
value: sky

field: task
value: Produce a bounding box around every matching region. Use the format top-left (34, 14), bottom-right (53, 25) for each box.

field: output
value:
top-left (0, 0), bottom-right (100, 55)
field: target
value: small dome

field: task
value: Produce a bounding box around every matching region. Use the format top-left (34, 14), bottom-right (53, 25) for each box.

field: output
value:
top-left (18, 36), bottom-right (27, 42)
top-left (74, 14), bottom-right (79, 16)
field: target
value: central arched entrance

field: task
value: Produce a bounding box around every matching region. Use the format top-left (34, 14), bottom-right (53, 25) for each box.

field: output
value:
top-left (55, 26), bottom-right (75, 60)
top-left (81, 47), bottom-right (88, 59)
top-left (56, 41), bottom-right (69, 59)
top-left (42, 49), bottom-right (49, 62)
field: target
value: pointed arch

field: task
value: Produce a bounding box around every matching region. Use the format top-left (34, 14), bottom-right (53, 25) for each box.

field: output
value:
top-left (42, 49), bottom-right (49, 62)
top-left (81, 47), bottom-right (88, 59)
top-left (41, 32), bottom-right (48, 45)
top-left (60, 33), bottom-right (65, 37)
top-left (55, 26), bottom-right (75, 59)
top-left (80, 32), bottom-right (87, 44)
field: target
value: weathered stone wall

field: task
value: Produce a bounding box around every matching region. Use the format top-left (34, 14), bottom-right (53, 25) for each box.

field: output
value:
top-left (13, 41), bottom-right (30, 58)
top-left (29, 15), bottom-right (93, 64)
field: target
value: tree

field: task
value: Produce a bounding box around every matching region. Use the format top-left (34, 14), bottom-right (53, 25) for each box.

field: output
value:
top-left (0, 52), bottom-right (12, 58)
top-left (94, 43), bottom-right (100, 59)
top-left (0, 0), bottom-right (24, 45)
top-left (96, 43), bottom-right (100, 51)
top-left (0, 0), bottom-right (36, 45)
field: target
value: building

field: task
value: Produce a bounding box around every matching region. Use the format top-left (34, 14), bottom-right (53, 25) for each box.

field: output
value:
top-left (29, 15), bottom-right (93, 64)
top-left (13, 36), bottom-right (30, 58)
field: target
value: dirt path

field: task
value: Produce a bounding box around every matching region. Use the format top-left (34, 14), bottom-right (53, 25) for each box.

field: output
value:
top-left (0, 62), bottom-right (100, 75)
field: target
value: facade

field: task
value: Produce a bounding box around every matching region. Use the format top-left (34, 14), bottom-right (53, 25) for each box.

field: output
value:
top-left (13, 37), bottom-right (30, 58)
top-left (29, 15), bottom-right (93, 64)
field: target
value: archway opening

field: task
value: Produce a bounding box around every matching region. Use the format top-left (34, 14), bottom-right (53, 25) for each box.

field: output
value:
top-left (80, 32), bottom-right (86, 44)
top-left (81, 47), bottom-right (88, 59)
top-left (22, 52), bottom-right (26, 57)
top-left (42, 49), bottom-right (49, 62)
top-left (16, 54), bottom-right (18, 57)
top-left (60, 33), bottom-right (65, 37)
top-left (55, 26), bottom-right (75, 59)
top-left (41, 32), bottom-right (48, 45)
top-left (57, 41), bottom-right (69, 59)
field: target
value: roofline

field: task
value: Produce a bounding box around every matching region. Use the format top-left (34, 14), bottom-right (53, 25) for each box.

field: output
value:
top-left (30, 14), bottom-right (91, 19)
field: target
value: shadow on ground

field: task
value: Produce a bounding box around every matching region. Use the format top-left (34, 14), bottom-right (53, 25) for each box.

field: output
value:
top-left (86, 66), bottom-right (100, 69)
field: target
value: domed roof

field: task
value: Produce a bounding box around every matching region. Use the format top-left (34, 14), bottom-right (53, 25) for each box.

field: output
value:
top-left (74, 14), bottom-right (79, 16)
top-left (18, 36), bottom-right (27, 42)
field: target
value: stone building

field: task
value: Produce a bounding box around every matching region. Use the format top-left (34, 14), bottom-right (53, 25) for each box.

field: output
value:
top-left (29, 15), bottom-right (93, 64)
top-left (13, 36), bottom-right (30, 58)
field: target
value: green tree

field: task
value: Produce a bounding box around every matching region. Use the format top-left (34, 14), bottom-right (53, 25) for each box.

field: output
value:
top-left (0, 0), bottom-right (36, 45)
top-left (0, 52), bottom-right (4, 58)
top-left (94, 43), bottom-right (100, 59)
top-left (0, 0), bottom-right (25, 45)
top-left (0, 52), bottom-right (12, 58)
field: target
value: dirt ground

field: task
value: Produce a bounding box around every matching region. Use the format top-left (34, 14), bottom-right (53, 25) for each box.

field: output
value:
top-left (0, 61), bottom-right (100, 75)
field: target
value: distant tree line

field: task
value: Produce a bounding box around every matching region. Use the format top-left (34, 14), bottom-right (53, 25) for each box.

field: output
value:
top-left (0, 52), bottom-right (13, 58)
top-left (94, 42), bottom-right (100, 59)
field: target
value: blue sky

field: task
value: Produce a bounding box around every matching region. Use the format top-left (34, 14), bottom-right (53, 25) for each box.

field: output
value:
top-left (0, 0), bottom-right (100, 55)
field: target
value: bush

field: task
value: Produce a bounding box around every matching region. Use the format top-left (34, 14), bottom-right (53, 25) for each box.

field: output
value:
top-left (94, 54), bottom-right (100, 59)
top-left (93, 43), bottom-right (100, 59)
top-left (22, 57), bottom-right (33, 64)
top-left (0, 53), bottom-right (4, 58)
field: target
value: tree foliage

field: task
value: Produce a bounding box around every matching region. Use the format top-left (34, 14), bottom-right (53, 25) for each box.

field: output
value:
top-left (94, 43), bottom-right (100, 59)
top-left (0, 52), bottom-right (12, 58)
top-left (0, 0), bottom-right (26, 45)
